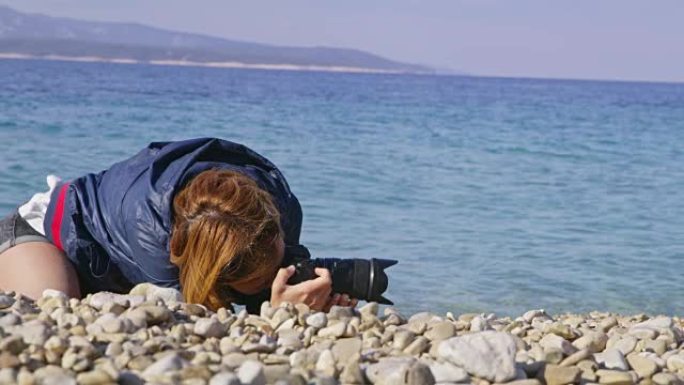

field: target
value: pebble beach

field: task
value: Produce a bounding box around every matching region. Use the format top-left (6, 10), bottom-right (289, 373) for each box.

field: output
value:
top-left (0, 284), bottom-right (682, 385)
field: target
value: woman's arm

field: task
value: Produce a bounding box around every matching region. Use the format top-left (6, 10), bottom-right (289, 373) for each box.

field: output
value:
top-left (0, 242), bottom-right (81, 300)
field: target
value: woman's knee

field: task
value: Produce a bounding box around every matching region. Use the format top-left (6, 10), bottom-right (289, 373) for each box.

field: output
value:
top-left (0, 242), bottom-right (81, 300)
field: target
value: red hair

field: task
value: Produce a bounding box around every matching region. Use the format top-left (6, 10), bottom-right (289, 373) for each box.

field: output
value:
top-left (170, 169), bottom-right (282, 310)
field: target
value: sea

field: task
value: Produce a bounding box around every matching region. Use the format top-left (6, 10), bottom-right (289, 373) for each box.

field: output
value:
top-left (1, 59), bottom-right (683, 317)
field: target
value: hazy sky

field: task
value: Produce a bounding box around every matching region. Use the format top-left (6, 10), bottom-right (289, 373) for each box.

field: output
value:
top-left (4, 0), bottom-right (684, 82)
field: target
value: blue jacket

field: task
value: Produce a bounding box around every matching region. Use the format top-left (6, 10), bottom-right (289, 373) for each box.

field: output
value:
top-left (44, 138), bottom-right (304, 310)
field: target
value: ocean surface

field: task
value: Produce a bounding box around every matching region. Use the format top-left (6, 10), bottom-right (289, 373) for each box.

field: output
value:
top-left (1, 59), bottom-right (683, 317)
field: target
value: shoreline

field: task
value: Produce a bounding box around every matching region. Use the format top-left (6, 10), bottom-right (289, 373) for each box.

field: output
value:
top-left (0, 284), bottom-right (682, 384)
top-left (0, 53), bottom-right (415, 75)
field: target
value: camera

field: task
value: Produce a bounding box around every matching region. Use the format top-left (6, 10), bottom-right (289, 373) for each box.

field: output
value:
top-left (284, 245), bottom-right (397, 305)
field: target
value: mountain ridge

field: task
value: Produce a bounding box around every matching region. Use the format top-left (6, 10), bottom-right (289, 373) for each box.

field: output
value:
top-left (0, 5), bottom-right (433, 73)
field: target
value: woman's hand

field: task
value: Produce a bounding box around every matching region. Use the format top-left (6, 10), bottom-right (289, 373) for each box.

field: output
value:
top-left (271, 265), bottom-right (333, 311)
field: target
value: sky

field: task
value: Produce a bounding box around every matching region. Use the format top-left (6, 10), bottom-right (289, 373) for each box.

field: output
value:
top-left (3, 0), bottom-right (684, 83)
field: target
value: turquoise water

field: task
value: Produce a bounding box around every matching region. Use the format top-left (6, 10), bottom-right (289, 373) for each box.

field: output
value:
top-left (1, 59), bottom-right (684, 316)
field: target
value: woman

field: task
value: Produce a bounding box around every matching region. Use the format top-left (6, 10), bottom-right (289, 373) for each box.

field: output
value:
top-left (0, 138), bottom-right (356, 313)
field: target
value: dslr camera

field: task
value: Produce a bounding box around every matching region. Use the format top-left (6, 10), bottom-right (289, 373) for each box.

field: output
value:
top-left (284, 245), bottom-right (397, 305)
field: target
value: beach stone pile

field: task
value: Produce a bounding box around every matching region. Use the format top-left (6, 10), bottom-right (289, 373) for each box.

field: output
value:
top-left (0, 284), bottom-right (683, 385)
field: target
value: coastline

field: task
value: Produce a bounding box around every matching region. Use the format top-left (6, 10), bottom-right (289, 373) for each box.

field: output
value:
top-left (0, 284), bottom-right (682, 384)
top-left (0, 53), bottom-right (411, 75)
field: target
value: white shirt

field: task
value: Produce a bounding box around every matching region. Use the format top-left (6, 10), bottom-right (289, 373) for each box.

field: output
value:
top-left (17, 175), bottom-right (61, 236)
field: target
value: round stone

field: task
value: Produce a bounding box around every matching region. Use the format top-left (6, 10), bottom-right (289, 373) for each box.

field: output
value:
top-left (0, 295), bottom-right (14, 310)
top-left (237, 360), bottom-right (266, 385)
top-left (194, 318), bottom-right (225, 338)
top-left (306, 313), bottom-right (328, 329)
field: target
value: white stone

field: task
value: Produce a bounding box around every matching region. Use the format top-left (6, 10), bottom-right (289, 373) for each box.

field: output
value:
top-left (438, 331), bottom-right (517, 383)
top-left (237, 360), bottom-right (266, 385)
top-left (129, 283), bottom-right (183, 304)
top-left (0, 368), bottom-right (16, 384)
top-left (42, 289), bottom-right (69, 300)
top-left (611, 335), bottom-right (637, 355)
top-left (358, 302), bottom-right (379, 317)
top-left (12, 320), bottom-right (50, 345)
top-left (88, 292), bottom-right (131, 310)
top-left (0, 295), bottom-right (14, 309)
top-left (366, 357), bottom-right (435, 385)
top-left (315, 349), bottom-right (337, 377)
top-left (142, 352), bottom-right (188, 378)
top-left (306, 312), bottom-right (328, 329)
top-left (572, 331), bottom-right (607, 352)
top-left (639, 352), bottom-right (666, 368)
top-left (0, 313), bottom-right (20, 327)
top-left (33, 366), bottom-right (77, 385)
top-left (470, 315), bottom-right (492, 332)
top-left (318, 321), bottom-right (346, 338)
top-left (209, 372), bottom-right (241, 385)
top-left (628, 316), bottom-right (672, 339)
top-left (666, 354), bottom-right (684, 371)
top-left (522, 309), bottom-right (550, 323)
top-left (540, 333), bottom-right (576, 355)
top-left (429, 360), bottom-right (469, 383)
top-left (408, 312), bottom-right (443, 325)
top-left (194, 318), bottom-right (225, 338)
top-left (594, 348), bottom-right (628, 370)
top-left (627, 354), bottom-right (657, 379)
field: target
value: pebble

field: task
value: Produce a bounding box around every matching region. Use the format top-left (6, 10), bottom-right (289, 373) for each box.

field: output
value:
top-left (339, 354), bottom-right (365, 384)
top-left (540, 364), bottom-right (581, 385)
top-left (306, 312), bottom-right (328, 329)
top-left (0, 285), bottom-right (683, 385)
top-left (626, 354), bottom-right (657, 379)
top-left (666, 354), bottom-right (684, 371)
top-left (0, 313), bottom-right (20, 327)
top-left (318, 321), bottom-right (346, 338)
top-left (643, 338), bottom-right (668, 356)
top-left (540, 333), bottom-right (577, 355)
top-left (425, 321), bottom-right (456, 341)
top-left (612, 335), bottom-right (638, 355)
top-left (87, 292), bottom-right (131, 310)
top-left (394, 330), bottom-right (416, 350)
top-left (404, 336), bottom-right (429, 355)
top-left (601, 317), bottom-right (618, 332)
top-left (572, 331), bottom-right (608, 353)
top-left (652, 372), bottom-right (679, 385)
top-left (129, 283), bottom-right (183, 304)
top-left (359, 302), bottom-right (378, 317)
top-left (331, 337), bottom-right (361, 362)
top-left (75, 369), bottom-right (113, 385)
top-left (209, 371), bottom-right (241, 385)
top-left (13, 320), bottom-right (50, 345)
top-left (366, 357), bottom-right (435, 385)
top-left (237, 360), bottom-right (266, 385)
top-left (522, 309), bottom-right (549, 323)
top-left (0, 295), bottom-right (15, 309)
top-left (428, 360), bottom-right (469, 383)
top-left (315, 349), bottom-right (337, 377)
top-left (141, 352), bottom-right (187, 379)
top-left (438, 331), bottom-right (517, 383)
top-left (596, 369), bottom-right (635, 385)
top-left (594, 348), bottom-right (629, 370)
top-left (194, 318), bottom-right (225, 338)
top-left (328, 305), bottom-right (354, 320)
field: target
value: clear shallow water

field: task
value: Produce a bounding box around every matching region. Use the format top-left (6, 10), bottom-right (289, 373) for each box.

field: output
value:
top-left (1, 59), bottom-right (684, 317)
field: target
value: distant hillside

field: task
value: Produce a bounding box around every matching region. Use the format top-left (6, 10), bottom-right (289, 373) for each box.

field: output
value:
top-left (0, 5), bottom-right (432, 73)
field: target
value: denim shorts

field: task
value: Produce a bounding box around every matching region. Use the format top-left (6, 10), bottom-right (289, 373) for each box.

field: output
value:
top-left (0, 210), bottom-right (51, 255)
